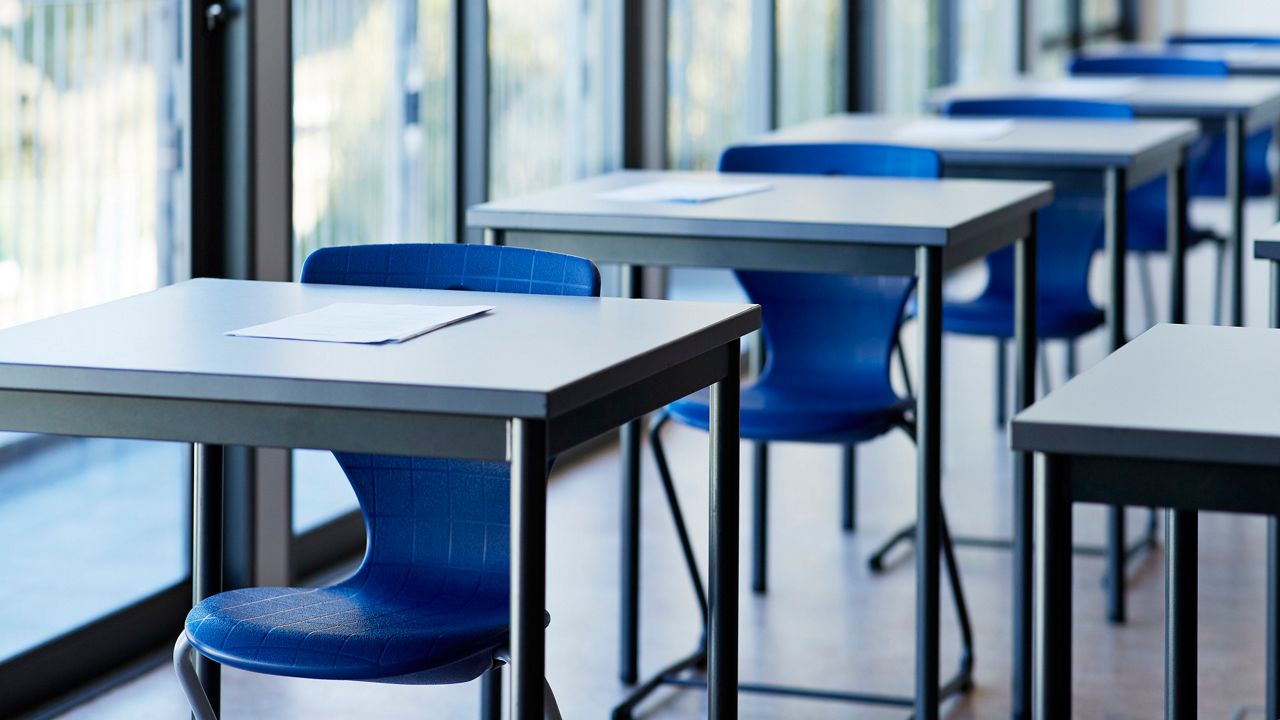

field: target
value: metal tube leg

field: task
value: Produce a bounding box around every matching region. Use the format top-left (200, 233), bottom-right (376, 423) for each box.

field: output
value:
top-left (1227, 114), bottom-right (1246, 327)
top-left (192, 443), bottom-right (223, 719)
top-left (618, 264), bottom-right (643, 684)
top-left (1165, 509), bottom-right (1198, 720)
top-left (511, 419), bottom-right (548, 719)
top-left (915, 246), bottom-right (943, 720)
top-left (174, 634), bottom-right (218, 720)
top-left (481, 667), bottom-right (503, 720)
top-left (1168, 149), bottom-right (1188, 326)
top-left (1268, 516), bottom-right (1280, 720)
top-left (1105, 166), bottom-right (1129, 625)
top-left (1065, 340), bottom-right (1077, 379)
top-left (1012, 225), bottom-right (1038, 720)
top-left (1037, 455), bottom-right (1072, 720)
top-left (995, 339), bottom-right (1007, 427)
top-left (708, 340), bottom-right (741, 720)
top-left (752, 442), bottom-right (768, 594)
top-left (1138, 253), bottom-right (1156, 330)
top-left (841, 445), bottom-right (857, 533)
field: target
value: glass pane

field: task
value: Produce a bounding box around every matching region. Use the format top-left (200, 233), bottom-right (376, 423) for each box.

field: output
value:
top-left (667, 0), bottom-right (753, 170)
top-left (776, 0), bottom-right (841, 127)
top-left (1034, 0), bottom-right (1070, 77)
top-left (290, 0), bottom-right (451, 533)
top-left (958, 0), bottom-right (1018, 83)
top-left (488, 0), bottom-right (617, 199)
top-left (0, 0), bottom-right (189, 660)
top-left (1084, 0), bottom-right (1120, 34)
top-left (878, 0), bottom-right (932, 113)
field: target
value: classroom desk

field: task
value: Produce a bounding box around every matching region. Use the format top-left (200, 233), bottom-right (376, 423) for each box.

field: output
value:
top-left (756, 110), bottom-right (1197, 718)
top-left (1011, 323), bottom-right (1280, 720)
top-left (468, 169), bottom-right (1052, 720)
top-left (0, 278), bottom-right (759, 720)
top-left (931, 75), bottom-right (1280, 328)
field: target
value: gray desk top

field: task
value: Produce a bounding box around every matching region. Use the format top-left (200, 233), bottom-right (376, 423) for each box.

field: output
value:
top-left (752, 113), bottom-right (1198, 170)
top-left (1011, 324), bottom-right (1280, 466)
top-left (1255, 222), bottom-right (1280, 260)
top-left (929, 76), bottom-right (1280, 126)
top-left (468, 169), bottom-right (1052, 249)
top-left (1079, 42), bottom-right (1280, 74)
top-left (0, 278), bottom-right (759, 420)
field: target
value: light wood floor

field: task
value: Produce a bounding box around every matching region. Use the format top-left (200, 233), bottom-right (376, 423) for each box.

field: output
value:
top-left (62, 199), bottom-right (1279, 719)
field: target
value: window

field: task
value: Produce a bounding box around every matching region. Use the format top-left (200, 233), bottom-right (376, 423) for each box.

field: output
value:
top-left (667, 0), bottom-right (755, 170)
top-left (776, 0), bottom-right (841, 127)
top-left (1033, 0), bottom-right (1071, 76)
top-left (958, 0), bottom-right (1019, 83)
top-left (877, 0), bottom-right (933, 113)
top-left (0, 0), bottom-right (189, 666)
top-left (488, 0), bottom-right (619, 199)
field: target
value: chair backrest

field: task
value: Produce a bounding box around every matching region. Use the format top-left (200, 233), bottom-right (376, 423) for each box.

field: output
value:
top-left (300, 243), bottom-right (600, 587)
top-left (1167, 34), bottom-right (1280, 47)
top-left (941, 99), bottom-right (1117, 306)
top-left (718, 144), bottom-right (935, 396)
top-left (943, 97), bottom-right (1134, 120)
top-left (1069, 54), bottom-right (1230, 76)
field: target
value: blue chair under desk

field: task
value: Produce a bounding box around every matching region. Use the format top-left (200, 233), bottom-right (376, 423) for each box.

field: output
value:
top-left (619, 142), bottom-right (977, 717)
top-left (173, 243), bottom-right (602, 720)
top-left (1072, 54), bottom-right (1275, 208)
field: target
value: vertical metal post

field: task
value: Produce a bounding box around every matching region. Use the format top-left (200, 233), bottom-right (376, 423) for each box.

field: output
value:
top-left (1165, 509), bottom-right (1198, 720)
top-left (751, 442), bottom-right (768, 593)
top-left (510, 418), bottom-right (548, 719)
top-left (618, 264), bottom-right (643, 684)
top-left (1036, 454), bottom-right (1072, 720)
top-left (1104, 165), bottom-right (1128, 624)
top-left (708, 340), bottom-right (741, 720)
top-left (450, 0), bottom-right (489, 243)
top-left (1227, 114), bottom-right (1246, 327)
top-left (995, 339), bottom-right (1008, 426)
top-left (1268, 260), bottom-right (1280, 720)
top-left (1168, 152), bottom-right (1188, 325)
top-left (192, 442), bottom-right (224, 719)
top-left (480, 667), bottom-right (502, 720)
top-left (915, 246), bottom-right (944, 720)
top-left (1012, 221), bottom-right (1038, 720)
top-left (841, 445), bottom-right (857, 532)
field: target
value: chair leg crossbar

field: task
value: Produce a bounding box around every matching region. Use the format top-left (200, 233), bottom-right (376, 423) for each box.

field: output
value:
top-left (613, 412), bottom-right (975, 719)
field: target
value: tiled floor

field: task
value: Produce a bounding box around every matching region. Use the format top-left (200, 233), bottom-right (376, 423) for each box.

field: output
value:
top-left (57, 198), bottom-right (1280, 718)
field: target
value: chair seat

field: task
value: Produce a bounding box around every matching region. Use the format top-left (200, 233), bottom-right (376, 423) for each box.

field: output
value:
top-left (942, 292), bottom-right (1104, 340)
top-left (668, 382), bottom-right (909, 443)
top-left (184, 577), bottom-right (510, 684)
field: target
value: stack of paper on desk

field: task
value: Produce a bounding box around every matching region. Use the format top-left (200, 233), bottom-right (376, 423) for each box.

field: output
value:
top-left (226, 303), bottom-right (493, 344)
top-left (595, 180), bottom-right (772, 204)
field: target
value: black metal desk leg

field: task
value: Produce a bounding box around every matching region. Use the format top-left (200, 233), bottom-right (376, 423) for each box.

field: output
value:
top-left (708, 340), bottom-right (740, 720)
top-left (1227, 114), bottom-right (1246, 327)
top-left (619, 264), bottom-right (643, 684)
top-left (1165, 510), bottom-right (1197, 720)
top-left (192, 443), bottom-right (223, 719)
top-left (1168, 151), bottom-right (1188, 325)
top-left (1268, 517), bottom-right (1280, 720)
top-left (916, 245), bottom-right (943, 720)
top-left (1036, 454), bottom-right (1072, 720)
top-left (1012, 223), bottom-right (1038, 720)
top-left (511, 419), bottom-right (548, 719)
top-left (1104, 166), bottom-right (1129, 624)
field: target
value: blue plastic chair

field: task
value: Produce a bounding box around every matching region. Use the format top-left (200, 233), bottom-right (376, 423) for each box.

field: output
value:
top-left (1167, 34), bottom-right (1280, 47)
top-left (1070, 53), bottom-right (1274, 199)
top-left (173, 243), bottom-right (601, 720)
top-left (940, 97), bottom-right (1224, 404)
top-left (645, 143), bottom-right (975, 701)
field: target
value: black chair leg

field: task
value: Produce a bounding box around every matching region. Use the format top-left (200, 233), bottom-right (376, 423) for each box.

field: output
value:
top-left (1066, 339), bottom-right (1078, 379)
top-left (481, 666), bottom-right (503, 720)
top-left (649, 412), bottom-right (711, 632)
top-left (994, 339), bottom-right (1007, 427)
top-left (1214, 237), bottom-right (1227, 326)
top-left (752, 442), bottom-right (769, 594)
top-left (940, 510), bottom-right (976, 686)
top-left (841, 445), bottom-right (857, 533)
top-left (1138, 252), bottom-right (1157, 331)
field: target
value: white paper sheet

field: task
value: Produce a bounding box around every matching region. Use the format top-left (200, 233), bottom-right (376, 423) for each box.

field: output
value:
top-left (895, 118), bottom-right (1015, 142)
top-left (226, 303), bottom-right (494, 344)
top-left (1023, 78), bottom-right (1141, 98)
top-left (595, 180), bottom-right (772, 204)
